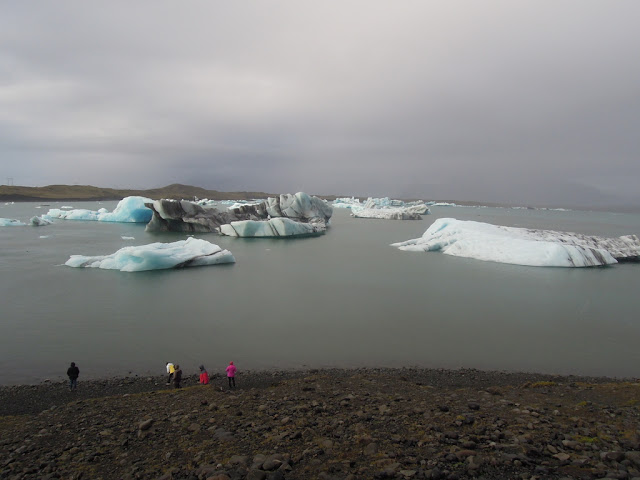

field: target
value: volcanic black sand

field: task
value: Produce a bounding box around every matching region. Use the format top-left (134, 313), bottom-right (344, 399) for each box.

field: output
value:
top-left (1, 368), bottom-right (639, 480)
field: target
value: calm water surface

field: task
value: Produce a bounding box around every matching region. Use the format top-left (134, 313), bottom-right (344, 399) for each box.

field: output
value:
top-left (1, 201), bottom-right (639, 384)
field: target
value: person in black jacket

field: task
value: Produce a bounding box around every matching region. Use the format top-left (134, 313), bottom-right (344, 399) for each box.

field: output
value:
top-left (173, 364), bottom-right (182, 389)
top-left (67, 362), bottom-right (79, 391)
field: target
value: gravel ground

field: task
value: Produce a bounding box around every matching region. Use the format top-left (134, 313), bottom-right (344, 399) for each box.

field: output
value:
top-left (1, 368), bottom-right (639, 480)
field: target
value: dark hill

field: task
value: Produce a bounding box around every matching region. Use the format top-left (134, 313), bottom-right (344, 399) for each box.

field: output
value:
top-left (0, 184), bottom-right (274, 202)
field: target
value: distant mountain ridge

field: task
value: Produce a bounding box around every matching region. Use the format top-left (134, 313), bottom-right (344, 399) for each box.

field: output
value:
top-left (0, 184), bottom-right (275, 202)
top-left (2, 183), bottom-right (637, 213)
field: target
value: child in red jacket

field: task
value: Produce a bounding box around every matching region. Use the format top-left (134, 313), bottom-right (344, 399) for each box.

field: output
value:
top-left (199, 365), bottom-right (209, 385)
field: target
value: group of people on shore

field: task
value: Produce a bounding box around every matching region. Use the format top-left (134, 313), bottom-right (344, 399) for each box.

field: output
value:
top-left (65, 361), bottom-right (237, 391)
top-left (166, 361), bottom-right (237, 389)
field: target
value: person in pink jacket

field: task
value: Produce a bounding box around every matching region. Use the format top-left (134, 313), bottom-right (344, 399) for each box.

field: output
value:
top-left (226, 361), bottom-right (237, 388)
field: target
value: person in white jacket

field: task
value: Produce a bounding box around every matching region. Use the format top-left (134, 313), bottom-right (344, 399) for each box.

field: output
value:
top-left (166, 362), bottom-right (175, 385)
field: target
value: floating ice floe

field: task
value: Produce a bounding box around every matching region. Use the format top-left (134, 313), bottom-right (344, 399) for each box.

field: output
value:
top-left (65, 237), bottom-right (235, 272)
top-left (391, 218), bottom-right (640, 267)
top-left (0, 218), bottom-right (26, 226)
top-left (121, 236), bottom-right (135, 240)
top-left (47, 196), bottom-right (153, 223)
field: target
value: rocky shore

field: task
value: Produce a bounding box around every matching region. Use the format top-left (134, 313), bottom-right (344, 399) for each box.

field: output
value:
top-left (1, 368), bottom-right (639, 480)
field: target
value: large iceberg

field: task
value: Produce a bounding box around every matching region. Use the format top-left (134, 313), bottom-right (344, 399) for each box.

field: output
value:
top-left (391, 218), bottom-right (640, 267)
top-left (65, 237), bottom-right (235, 272)
top-left (146, 192), bottom-right (333, 237)
top-left (47, 196), bottom-right (153, 223)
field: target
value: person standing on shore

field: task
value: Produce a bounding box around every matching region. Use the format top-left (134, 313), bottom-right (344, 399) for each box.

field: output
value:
top-left (199, 365), bottom-right (209, 385)
top-left (173, 364), bottom-right (182, 389)
top-left (166, 362), bottom-right (175, 385)
top-left (67, 362), bottom-right (79, 391)
top-left (226, 361), bottom-right (236, 389)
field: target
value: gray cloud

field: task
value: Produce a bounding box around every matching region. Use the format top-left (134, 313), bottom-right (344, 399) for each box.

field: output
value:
top-left (1, 1), bottom-right (639, 207)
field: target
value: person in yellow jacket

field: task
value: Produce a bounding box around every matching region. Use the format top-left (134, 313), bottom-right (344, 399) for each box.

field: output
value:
top-left (166, 362), bottom-right (175, 385)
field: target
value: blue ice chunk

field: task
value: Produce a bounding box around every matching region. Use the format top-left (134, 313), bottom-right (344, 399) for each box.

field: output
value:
top-left (47, 196), bottom-right (152, 223)
top-left (0, 218), bottom-right (26, 226)
top-left (65, 237), bottom-right (235, 272)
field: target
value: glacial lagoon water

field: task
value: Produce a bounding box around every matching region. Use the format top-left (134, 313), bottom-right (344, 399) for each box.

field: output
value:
top-left (1, 201), bottom-right (639, 385)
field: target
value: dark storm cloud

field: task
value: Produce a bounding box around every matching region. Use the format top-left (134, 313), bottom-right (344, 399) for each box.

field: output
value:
top-left (1, 1), bottom-right (639, 206)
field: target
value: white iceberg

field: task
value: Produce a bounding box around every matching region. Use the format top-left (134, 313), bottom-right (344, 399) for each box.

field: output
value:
top-left (333, 196), bottom-right (431, 212)
top-left (351, 198), bottom-right (429, 220)
top-left (365, 197), bottom-right (404, 208)
top-left (47, 196), bottom-right (153, 223)
top-left (391, 218), bottom-right (640, 267)
top-left (0, 218), bottom-right (26, 226)
top-left (351, 206), bottom-right (425, 220)
top-left (65, 237), bottom-right (235, 272)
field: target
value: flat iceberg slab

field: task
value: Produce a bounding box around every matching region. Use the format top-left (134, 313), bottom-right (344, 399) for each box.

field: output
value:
top-left (65, 237), bottom-right (235, 272)
top-left (0, 218), bottom-right (26, 226)
top-left (47, 196), bottom-right (153, 223)
top-left (391, 218), bottom-right (640, 267)
top-left (219, 217), bottom-right (324, 237)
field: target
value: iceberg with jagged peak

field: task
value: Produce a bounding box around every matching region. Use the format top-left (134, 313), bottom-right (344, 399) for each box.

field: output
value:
top-left (146, 192), bottom-right (332, 237)
top-left (47, 196), bottom-right (153, 223)
top-left (391, 218), bottom-right (640, 267)
top-left (29, 216), bottom-right (53, 226)
top-left (65, 237), bottom-right (235, 272)
top-left (0, 218), bottom-right (26, 226)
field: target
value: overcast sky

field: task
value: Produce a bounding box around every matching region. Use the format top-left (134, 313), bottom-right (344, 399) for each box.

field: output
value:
top-left (1, 2), bottom-right (639, 207)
